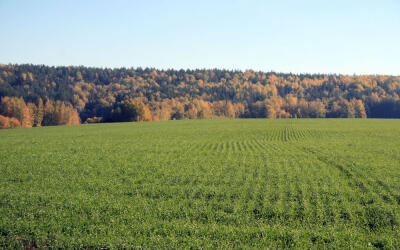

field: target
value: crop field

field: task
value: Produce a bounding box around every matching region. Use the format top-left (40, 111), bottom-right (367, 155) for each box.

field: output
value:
top-left (1, 119), bottom-right (400, 248)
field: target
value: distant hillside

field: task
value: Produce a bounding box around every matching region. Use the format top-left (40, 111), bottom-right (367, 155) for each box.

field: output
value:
top-left (1, 64), bottom-right (400, 127)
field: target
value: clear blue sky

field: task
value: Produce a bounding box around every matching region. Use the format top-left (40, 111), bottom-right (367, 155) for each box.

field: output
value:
top-left (0, 0), bottom-right (399, 75)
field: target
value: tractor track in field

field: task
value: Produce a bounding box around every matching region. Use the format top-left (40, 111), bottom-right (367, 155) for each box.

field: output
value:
top-left (299, 146), bottom-right (400, 205)
top-left (189, 127), bottom-right (323, 156)
top-left (190, 139), bottom-right (279, 155)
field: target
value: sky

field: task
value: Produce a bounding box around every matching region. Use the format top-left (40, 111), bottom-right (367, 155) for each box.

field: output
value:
top-left (0, 0), bottom-right (399, 75)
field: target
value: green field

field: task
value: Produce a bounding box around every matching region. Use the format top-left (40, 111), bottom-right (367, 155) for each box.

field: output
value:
top-left (1, 119), bottom-right (400, 248)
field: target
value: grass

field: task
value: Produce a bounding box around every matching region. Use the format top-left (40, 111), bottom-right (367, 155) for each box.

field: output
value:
top-left (1, 119), bottom-right (400, 248)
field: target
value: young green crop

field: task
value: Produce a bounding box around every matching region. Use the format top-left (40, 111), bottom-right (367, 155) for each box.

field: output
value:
top-left (1, 119), bottom-right (399, 248)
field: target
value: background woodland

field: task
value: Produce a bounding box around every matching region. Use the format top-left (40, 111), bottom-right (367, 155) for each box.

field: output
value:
top-left (1, 64), bottom-right (400, 128)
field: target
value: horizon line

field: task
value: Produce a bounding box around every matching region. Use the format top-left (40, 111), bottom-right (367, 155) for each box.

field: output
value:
top-left (1, 62), bottom-right (399, 77)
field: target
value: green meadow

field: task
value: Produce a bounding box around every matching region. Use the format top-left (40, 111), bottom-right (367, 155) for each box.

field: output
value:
top-left (1, 119), bottom-right (400, 248)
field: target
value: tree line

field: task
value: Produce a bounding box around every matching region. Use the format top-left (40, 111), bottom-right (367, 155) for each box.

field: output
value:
top-left (0, 64), bottom-right (400, 128)
top-left (0, 96), bottom-right (80, 129)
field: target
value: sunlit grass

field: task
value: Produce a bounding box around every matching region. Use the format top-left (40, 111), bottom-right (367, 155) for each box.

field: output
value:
top-left (1, 119), bottom-right (399, 248)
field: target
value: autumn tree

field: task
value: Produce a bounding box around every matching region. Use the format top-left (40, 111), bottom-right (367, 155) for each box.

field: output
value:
top-left (42, 100), bottom-right (57, 126)
top-left (35, 98), bottom-right (44, 126)
top-left (109, 99), bottom-right (151, 122)
top-left (184, 103), bottom-right (198, 119)
top-left (0, 96), bottom-right (31, 127)
top-left (0, 115), bottom-right (10, 129)
top-left (41, 100), bottom-right (81, 126)
top-left (353, 99), bottom-right (367, 118)
top-left (195, 100), bottom-right (212, 119)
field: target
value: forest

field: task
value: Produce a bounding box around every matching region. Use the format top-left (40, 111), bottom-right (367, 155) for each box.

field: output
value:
top-left (1, 64), bottom-right (400, 128)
